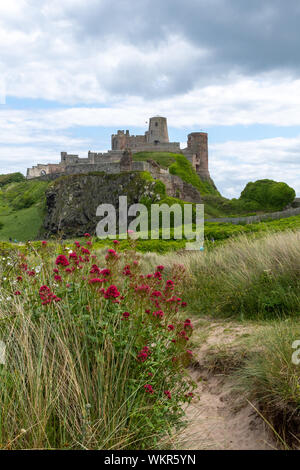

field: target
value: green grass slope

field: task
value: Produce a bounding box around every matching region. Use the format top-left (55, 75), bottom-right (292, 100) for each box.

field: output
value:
top-left (133, 151), bottom-right (219, 196)
top-left (0, 178), bottom-right (49, 241)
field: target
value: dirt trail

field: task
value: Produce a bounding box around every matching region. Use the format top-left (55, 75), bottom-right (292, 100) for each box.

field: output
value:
top-left (180, 321), bottom-right (278, 450)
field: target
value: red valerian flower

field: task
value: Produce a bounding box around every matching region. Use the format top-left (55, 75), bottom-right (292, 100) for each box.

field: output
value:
top-left (14, 291), bottom-right (21, 295)
top-left (39, 285), bottom-right (61, 305)
top-left (167, 324), bottom-right (175, 331)
top-left (166, 280), bottom-right (174, 288)
top-left (69, 252), bottom-right (78, 260)
top-left (90, 264), bottom-right (100, 274)
top-left (84, 233), bottom-right (91, 238)
top-left (100, 268), bottom-right (111, 277)
top-left (184, 319), bottom-right (193, 330)
top-left (179, 330), bottom-right (189, 341)
top-left (74, 241), bottom-right (81, 248)
top-left (154, 271), bottom-right (162, 280)
top-left (138, 346), bottom-right (151, 362)
top-left (86, 241), bottom-right (92, 246)
top-left (122, 311), bottom-right (130, 318)
top-left (123, 265), bottom-right (132, 276)
top-left (89, 278), bottom-right (105, 284)
top-left (187, 350), bottom-right (193, 356)
top-left (156, 265), bottom-right (165, 272)
top-left (55, 255), bottom-right (70, 267)
top-left (16, 276), bottom-right (23, 282)
top-left (135, 284), bottom-right (150, 295)
top-left (65, 268), bottom-right (72, 273)
top-left (54, 275), bottom-right (62, 282)
top-left (41, 240), bottom-right (47, 246)
top-left (104, 285), bottom-right (120, 299)
top-left (113, 240), bottom-right (120, 245)
top-left (153, 310), bottom-right (164, 318)
top-left (144, 384), bottom-right (154, 394)
top-left (26, 270), bottom-right (36, 277)
top-left (81, 247), bottom-right (90, 255)
top-left (181, 301), bottom-right (187, 307)
top-left (164, 390), bottom-right (171, 399)
top-left (151, 290), bottom-right (162, 298)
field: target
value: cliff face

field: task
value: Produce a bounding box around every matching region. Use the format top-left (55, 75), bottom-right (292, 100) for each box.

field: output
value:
top-left (44, 172), bottom-right (163, 238)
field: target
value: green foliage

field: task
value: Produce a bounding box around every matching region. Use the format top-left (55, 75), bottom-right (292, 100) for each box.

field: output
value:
top-left (133, 152), bottom-right (219, 196)
top-left (0, 179), bottom-right (49, 241)
top-left (0, 241), bottom-right (194, 449)
top-left (240, 179), bottom-right (296, 211)
top-left (0, 172), bottom-right (25, 187)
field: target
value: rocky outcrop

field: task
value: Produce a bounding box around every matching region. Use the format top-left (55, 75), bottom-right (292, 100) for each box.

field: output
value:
top-left (43, 172), bottom-right (162, 238)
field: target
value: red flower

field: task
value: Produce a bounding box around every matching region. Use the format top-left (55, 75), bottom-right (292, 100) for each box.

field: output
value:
top-left (100, 268), bottom-right (111, 277)
top-left (138, 346), bottom-right (151, 362)
top-left (153, 310), bottom-right (164, 318)
top-left (144, 384), bottom-right (154, 394)
top-left (166, 280), bottom-right (174, 288)
top-left (156, 265), bottom-right (165, 272)
top-left (168, 324), bottom-right (174, 331)
top-left (151, 290), bottom-right (162, 298)
top-left (55, 255), bottom-right (70, 267)
top-left (164, 390), bottom-right (171, 399)
top-left (16, 276), bottom-right (23, 282)
top-left (84, 233), bottom-right (91, 238)
top-left (89, 278), bottom-right (105, 284)
top-left (104, 285), bottom-right (120, 299)
top-left (69, 252), bottom-right (78, 260)
top-left (54, 275), bottom-right (62, 282)
top-left (122, 311), bottom-right (130, 319)
top-left (135, 284), bottom-right (150, 295)
top-left (26, 270), bottom-right (36, 277)
top-left (14, 291), bottom-right (21, 295)
top-left (74, 241), bottom-right (81, 248)
top-left (41, 241), bottom-right (47, 246)
top-left (181, 301), bottom-right (187, 307)
top-left (81, 247), bottom-right (90, 255)
top-left (113, 240), bottom-right (120, 245)
top-left (154, 271), bottom-right (162, 280)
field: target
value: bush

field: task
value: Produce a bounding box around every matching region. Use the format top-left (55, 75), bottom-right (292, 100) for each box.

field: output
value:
top-left (240, 179), bottom-right (296, 211)
top-left (0, 173), bottom-right (25, 187)
top-left (0, 239), bottom-right (195, 449)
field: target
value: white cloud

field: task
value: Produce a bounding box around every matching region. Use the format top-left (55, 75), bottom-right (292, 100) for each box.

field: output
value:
top-left (210, 137), bottom-right (300, 197)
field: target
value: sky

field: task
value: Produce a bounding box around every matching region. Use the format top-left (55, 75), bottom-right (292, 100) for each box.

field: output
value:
top-left (0, 0), bottom-right (299, 198)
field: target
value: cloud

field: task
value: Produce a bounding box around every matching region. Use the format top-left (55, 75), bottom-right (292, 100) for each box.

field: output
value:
top-left (210, 137), bottom-right (300, 197)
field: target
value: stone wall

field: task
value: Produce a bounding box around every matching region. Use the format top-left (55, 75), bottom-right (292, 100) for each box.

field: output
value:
top-left (207, 206), bottom-right (300, 224)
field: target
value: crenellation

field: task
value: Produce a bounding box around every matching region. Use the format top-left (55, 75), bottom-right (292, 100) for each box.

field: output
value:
top-left (26, 116), bottom-right (211, 184)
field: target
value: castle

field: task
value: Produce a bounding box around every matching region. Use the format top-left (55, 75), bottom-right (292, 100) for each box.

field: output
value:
top-left (26, 116), bottom-right (211, 182)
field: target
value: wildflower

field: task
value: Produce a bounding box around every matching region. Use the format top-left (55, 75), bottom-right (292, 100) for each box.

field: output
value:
top-left (69, 252), bottom-right (78, 260)
top-left (181, 301), bottom-right (187, 307)
top-left (164, 390), bottom-right (171, 399)
top-left (144, 384), bottom-right (154, 394)
top-left (167, 324), bottom-right (174, 331)
top-left (14, 291), bottom-right (21, 295)
top-left (166, 280), bottom-right (174, 288)
top-left (104, 285), bottom-right (120, 299)
top-left (74, 241), bottom-right (81, 248)
top-left (81, 247), bottom-right (90, 255)
top-left (113, 240), bottom-right (120, 245)
top-left (84, 233), bottom-right (91, 238)
top-left (55, 255), bottom-right (70, 267)
top-left (156, 265), bottom-right (164, 272)
top-left (89, 278), bottom-right (105, 284)
top-left (26, 270), bottom-right (36, 277)
top-left (154, 271), bottom-right (162, 280)
top-left (151, 290), bottom-right (162, 298)
top-left (16, 276), bottom-right (23, 282)
top-left (135, 284), bottom-right (150, 295)
top-left (184, 319), bottom-right (193, 330)
top-left (123, 265), bottom-right (132, 276)
top-left (138, 346), bottom-right (151, 362)
top-left (122, 311), bottom-right (130, 319)
top-left (65, 268), bottom-right (72, 273)
top-left (153, 310), bottom-right (164, 318)
top-left (54, 275), bottom-right (62, 282)
top-left (100, 268), bottom-right (110, 277)
top-left (86, 241), bottom-right (92, 246)
top-left (41, 241), bottom-right (47, 246)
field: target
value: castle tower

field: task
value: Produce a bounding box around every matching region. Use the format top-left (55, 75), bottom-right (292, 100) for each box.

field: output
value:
top-left (186, 132), bottom-right (211, 180)
top-left (147, 116), bottom-right (169, 144)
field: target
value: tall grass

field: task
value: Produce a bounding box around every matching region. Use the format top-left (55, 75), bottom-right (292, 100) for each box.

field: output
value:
top-left (145, 230), bottom-right (300, 320)
top-left (0, 240), bottom-right (194, 449)
top-left (235, 321), bottom-right (300, 447)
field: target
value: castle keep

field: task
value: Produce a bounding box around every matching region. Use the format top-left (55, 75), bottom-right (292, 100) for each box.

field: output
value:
top-left (26, 116), bottom-right (211, 182)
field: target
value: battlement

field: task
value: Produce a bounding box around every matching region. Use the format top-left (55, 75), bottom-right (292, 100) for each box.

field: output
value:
top-left (26, 116), bottom-right (211, 182)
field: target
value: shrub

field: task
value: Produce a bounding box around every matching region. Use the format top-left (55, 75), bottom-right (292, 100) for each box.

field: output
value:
top-left (240, 179), bottom-right (296, 211)
top-left (0, 239), bottom-right (195, 449)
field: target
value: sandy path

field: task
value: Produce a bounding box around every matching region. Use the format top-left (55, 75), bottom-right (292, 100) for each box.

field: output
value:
top-left (179, 320), bottom-right (278, 450)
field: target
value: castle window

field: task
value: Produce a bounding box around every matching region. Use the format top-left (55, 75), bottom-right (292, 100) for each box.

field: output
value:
top-left (155, 122), bottom-right (158, 127)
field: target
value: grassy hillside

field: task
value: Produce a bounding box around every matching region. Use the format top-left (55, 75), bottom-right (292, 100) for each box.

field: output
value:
top-left (133, 152), bottom-right (219, 196)
top-left (0, 177), bottom-right (49, 241)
